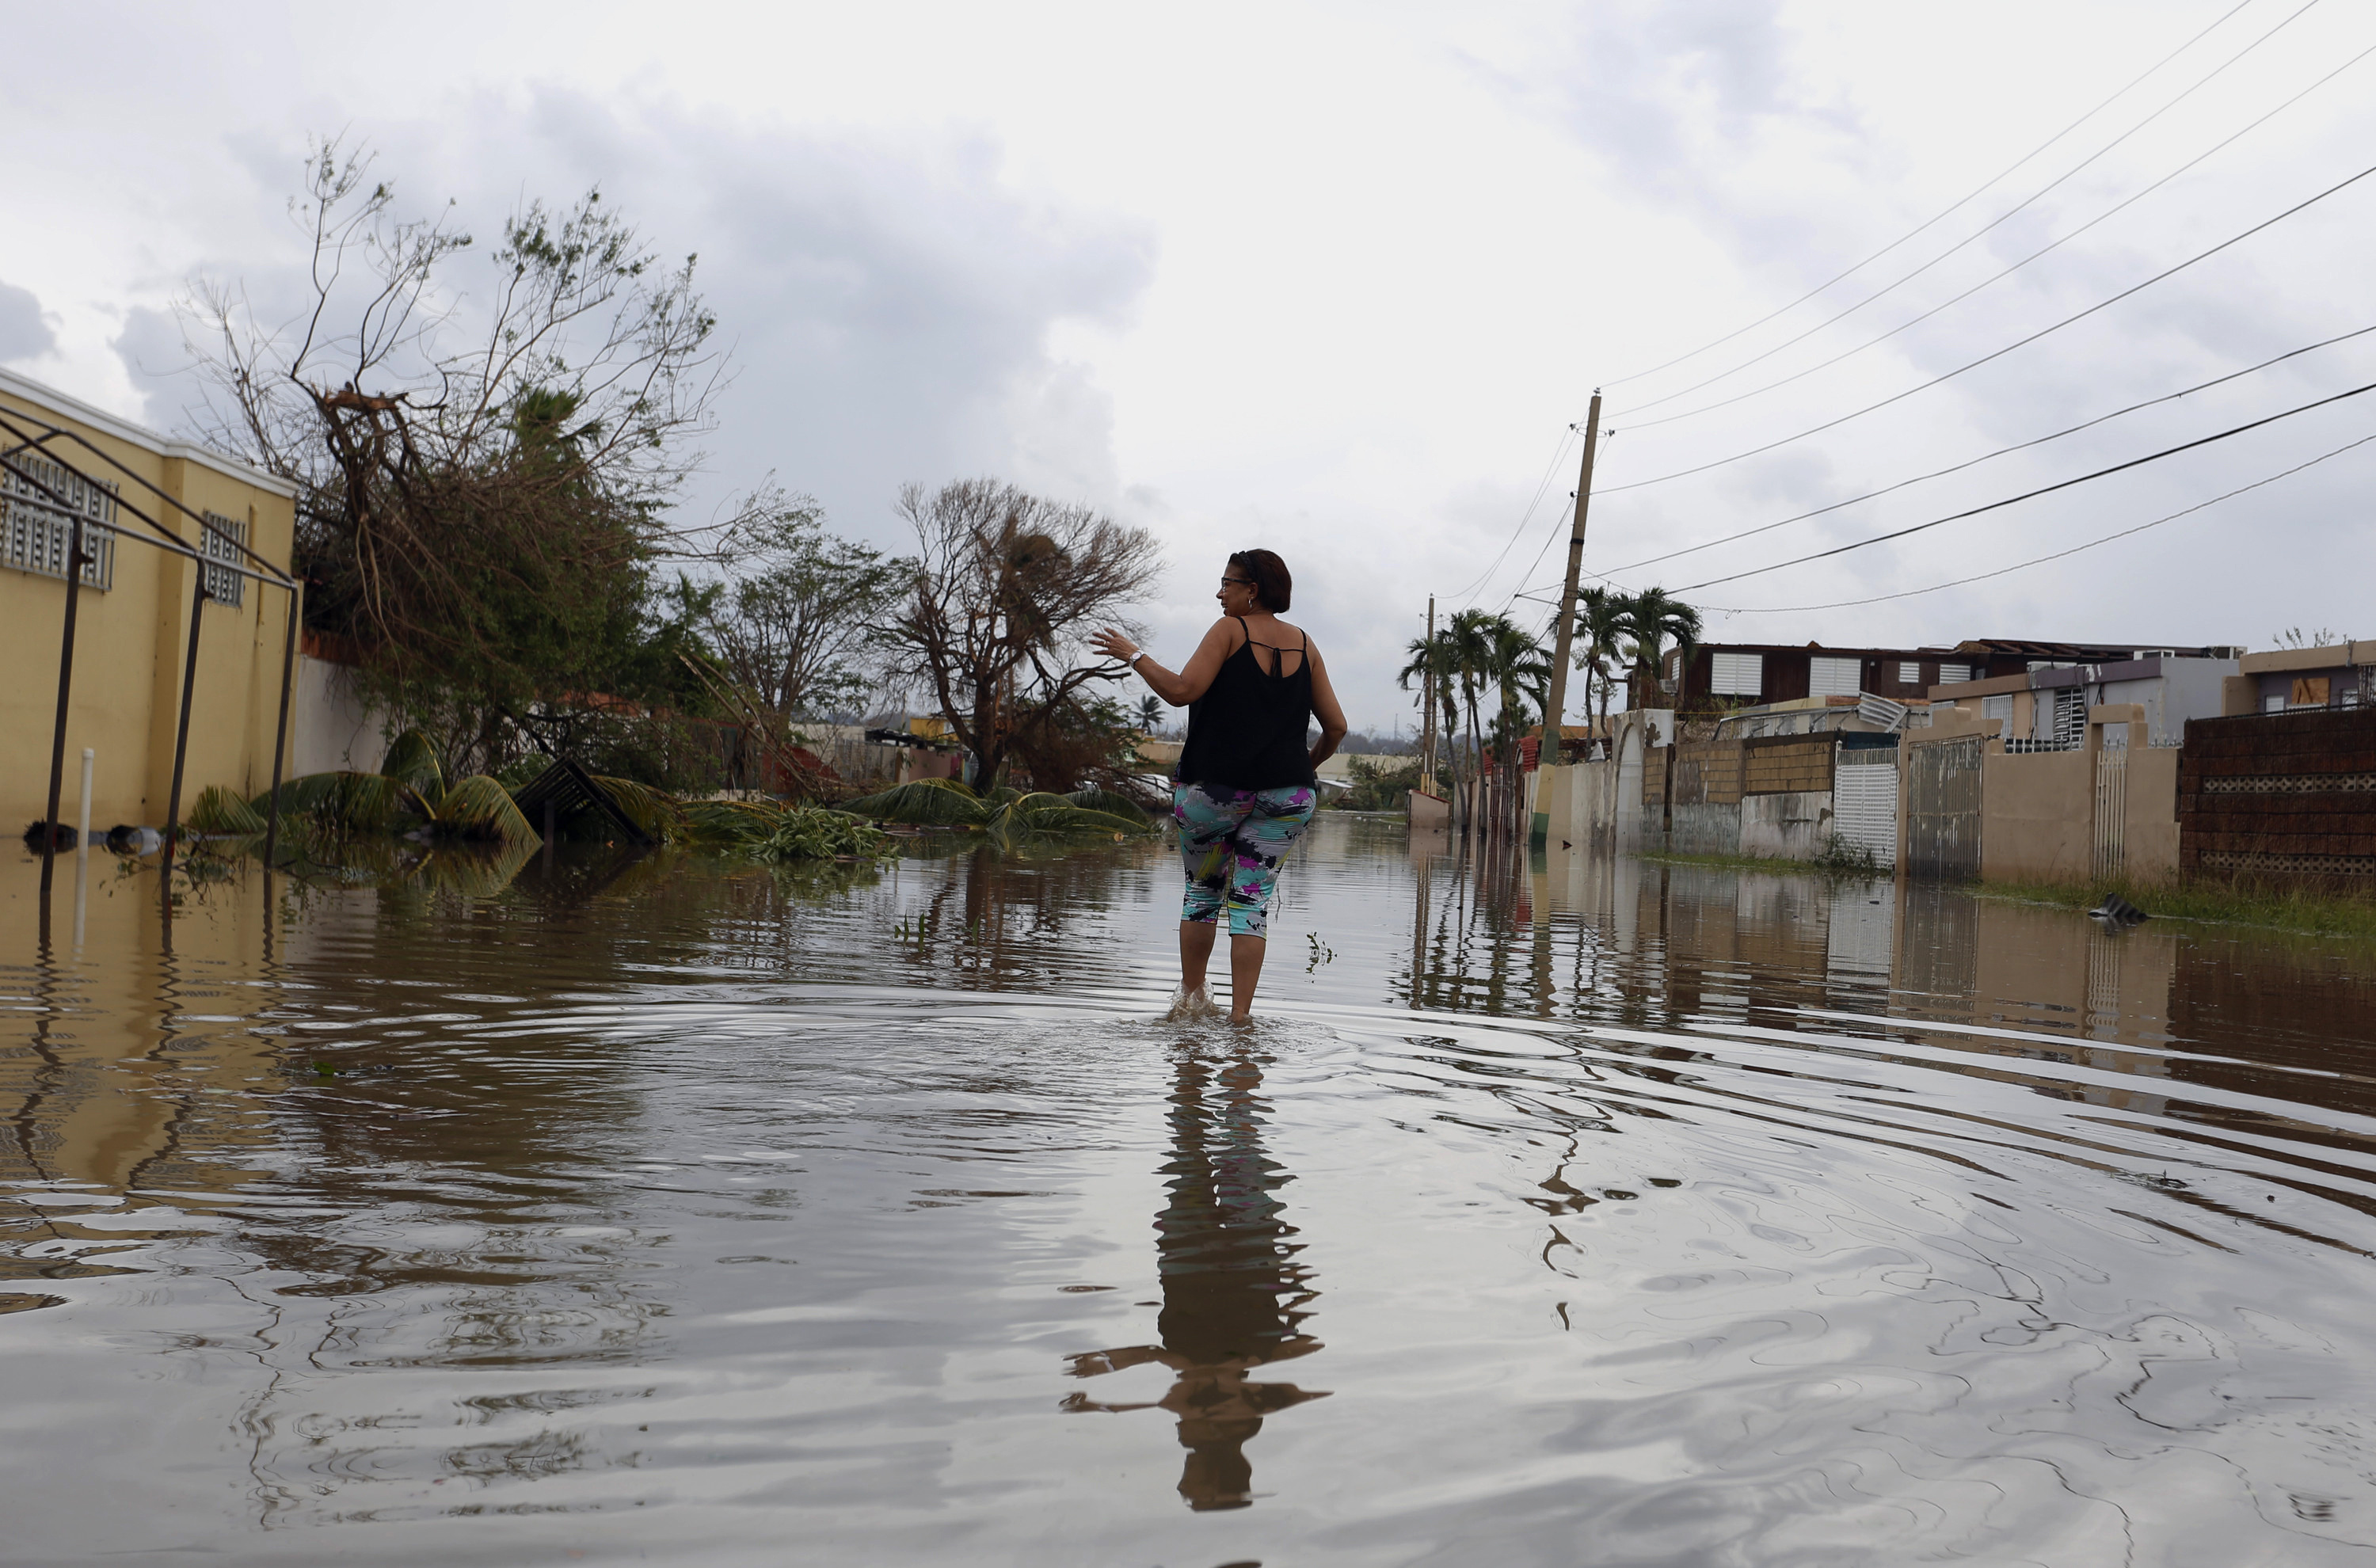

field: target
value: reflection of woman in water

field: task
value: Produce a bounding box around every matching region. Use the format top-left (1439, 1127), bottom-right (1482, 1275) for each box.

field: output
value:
top-left (1094, 550), bottom-right (1349, 1021)
top-left (1064, 1049), bottom-right (1326, 1511)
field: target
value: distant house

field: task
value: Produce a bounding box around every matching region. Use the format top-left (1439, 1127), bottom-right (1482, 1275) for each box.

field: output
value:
top-left (2226, 641), bottom-right (2376, 714)
top-left (1929, 652), bottom-right (2242, 748)
top-left (1665, 637), bottom-right (2236, 713)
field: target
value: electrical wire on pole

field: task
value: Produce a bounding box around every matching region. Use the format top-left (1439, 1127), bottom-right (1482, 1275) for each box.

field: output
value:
top-left (1448, 424), bottom-right (1576, 605)
top-left (1671, 377), bottom-right (2376, 594)
top-left (1601, 0), bottom-right (2261, 390)
top-left (1701, 428), bottom-right (2376, 615)
top-left (1620, 25), bottom-right (2376, 436)
top-left (1596, 156), bottom-right (2376, 497)
top-left (1598, 318), bottom-right (2376, 577)
top-left (1615, 0), bottom-right (2339, 421)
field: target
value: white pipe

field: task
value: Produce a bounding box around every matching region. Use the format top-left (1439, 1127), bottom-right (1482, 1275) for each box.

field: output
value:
top-left (75, 748), bottom-right (92, 948)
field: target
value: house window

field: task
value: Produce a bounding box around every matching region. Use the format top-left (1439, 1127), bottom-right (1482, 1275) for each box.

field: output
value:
top-left (1710, 651), bottom-right (1761, 696)
top-left (200, 512), bottom-right (246, 608)
top-left (1936, 664), bottom-right (1971, 683)
top-left (1898, 660), bottom-right (1921, 684)
top-left (1809, 656), bottom-right (1860, 698)
top-left (2, 448), bottom-right (116, 591)
top-left (2264, 694), bottom-right (2287, 714)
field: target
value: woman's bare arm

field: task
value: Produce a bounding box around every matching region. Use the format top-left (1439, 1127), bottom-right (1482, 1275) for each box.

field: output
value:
top-left (1091, 619), bottom-right (1241, 707)
top-left (1307, 644), bottom-right (1350, 768)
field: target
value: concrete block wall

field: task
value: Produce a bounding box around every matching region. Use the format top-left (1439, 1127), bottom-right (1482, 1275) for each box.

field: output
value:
top-left (2180, 709), bottom-right (2376, 878)
top-left (1671, 740), bottom-right (1742, 806)
top-left (1742, 736), bottom-right (1834, 797)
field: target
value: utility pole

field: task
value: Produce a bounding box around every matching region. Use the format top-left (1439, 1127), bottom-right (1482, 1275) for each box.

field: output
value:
top-left (1418, 596), bottom-right (1437, 797)
top-left (1533, 390), bottom-right (1604, 847)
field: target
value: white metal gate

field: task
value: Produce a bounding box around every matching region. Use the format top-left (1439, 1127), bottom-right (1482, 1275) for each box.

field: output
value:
top-left (2093, 748), bottom-right (2127, 879)
top-left (1835, 751), bottom-right (1898, 868)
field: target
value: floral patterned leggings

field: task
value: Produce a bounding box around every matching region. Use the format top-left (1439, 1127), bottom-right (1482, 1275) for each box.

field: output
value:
top-left (1173, 782), bottom-right (1319, 938)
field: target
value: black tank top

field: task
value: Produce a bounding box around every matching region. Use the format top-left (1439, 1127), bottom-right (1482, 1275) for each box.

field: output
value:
top-left (1175, 618), bottom-right (1317, 790)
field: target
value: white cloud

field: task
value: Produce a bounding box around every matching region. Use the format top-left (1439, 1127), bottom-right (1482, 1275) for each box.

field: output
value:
top-left (0, 280), bottom-right (58, 363)
top-left (0, 0), bottom-right (2369, 725)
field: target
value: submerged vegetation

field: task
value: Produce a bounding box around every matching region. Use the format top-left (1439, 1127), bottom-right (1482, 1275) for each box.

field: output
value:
top-left (841, 778), bottom-right (1154, 849)
top-left (1978, 875), bottom-right (2376, 942)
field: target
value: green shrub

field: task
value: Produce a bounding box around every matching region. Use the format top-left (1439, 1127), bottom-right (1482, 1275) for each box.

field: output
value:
top-left (752, 805), bottom-right (901, 863)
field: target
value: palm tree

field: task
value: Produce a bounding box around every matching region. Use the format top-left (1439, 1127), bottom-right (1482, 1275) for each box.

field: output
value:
top-left (1400, 627), bottom-right (1468, 814)
top-left (1571, 585), bottom-right (1628, 755)
top-left (1616, 586), bottom-right (1703, 710)
top-left (1482, 617), bottom-right (1548, 751)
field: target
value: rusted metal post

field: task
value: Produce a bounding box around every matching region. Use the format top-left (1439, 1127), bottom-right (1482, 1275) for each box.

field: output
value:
top-left (160, 569), bottom-right (209, 884)
top-left (261, 585), bottom-right (299, 870)
top-left (39, 523), bottom-right (89, 903)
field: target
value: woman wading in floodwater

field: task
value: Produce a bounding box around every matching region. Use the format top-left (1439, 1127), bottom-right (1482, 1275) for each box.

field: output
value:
top-left (1094, 550), bottom-right (1349, 1022)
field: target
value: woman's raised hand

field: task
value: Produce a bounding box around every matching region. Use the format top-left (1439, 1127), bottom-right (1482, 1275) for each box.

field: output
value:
top-left (1091, 627), bottom-right (1138, 662)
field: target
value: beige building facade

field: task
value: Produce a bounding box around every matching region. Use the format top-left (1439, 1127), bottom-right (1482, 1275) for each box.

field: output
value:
top-left (2, 370), bottom-right (299, 831)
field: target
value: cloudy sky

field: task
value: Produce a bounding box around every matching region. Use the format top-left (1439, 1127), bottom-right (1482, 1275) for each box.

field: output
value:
top-left (4, 0), bottom-right (2371, 729)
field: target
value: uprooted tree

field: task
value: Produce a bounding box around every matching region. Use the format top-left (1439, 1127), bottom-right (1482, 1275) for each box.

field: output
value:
top-left (878, 478), bottom-right (1161, 790)
top-left (177, 135), bottom-right (729, 778)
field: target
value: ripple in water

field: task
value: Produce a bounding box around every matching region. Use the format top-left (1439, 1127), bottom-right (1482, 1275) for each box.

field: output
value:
top-left (3, 819), bottom-right (2375, 1564)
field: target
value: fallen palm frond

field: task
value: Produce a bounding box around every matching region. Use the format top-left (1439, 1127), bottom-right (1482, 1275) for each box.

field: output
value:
top-left (843, 778), bottom-right (992, 827)
top-left (1062, 786), bottom-right (1152, 821)
top-left (843, 777), bottom-right (1153, 842)
top-left (680, 797), bottom-right (790, 845)
top-left (428, 774), bottom-right (543, 843)
top-left (190, 785), bottom-right (267, 835)
top-left (1004, 792), bottom-right (1149, 837)
top-left (379, 729), bottom-right (445, 805)
top-left (752, 805), bottom-right (901, 863)
top-left (253, 771), bottom-right (407, 833)
top-left (588, 774), bottom-right (687, 842)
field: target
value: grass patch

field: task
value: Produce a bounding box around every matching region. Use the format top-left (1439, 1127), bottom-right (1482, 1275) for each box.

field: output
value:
top-left (1977, 873), bottom-right (2376, 942)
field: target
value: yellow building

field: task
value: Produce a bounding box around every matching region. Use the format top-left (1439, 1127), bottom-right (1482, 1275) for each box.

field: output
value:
top-left (2, 368), bottom-right (299, 831)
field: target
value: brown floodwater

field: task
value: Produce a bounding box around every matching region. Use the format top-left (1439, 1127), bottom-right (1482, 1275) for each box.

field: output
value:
top-left (7, 816), bottom-right (2376, 1565)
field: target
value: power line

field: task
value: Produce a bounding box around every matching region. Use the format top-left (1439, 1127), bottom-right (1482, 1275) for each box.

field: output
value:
top-left (1672, 377), bottom-right (2376, 592)
top-left (1598, 156), bottom-right (2376, 496)
top-left (1498, 493), bottom-right (1574, 615)
top-left (1449, 424), bottom-right (1576, 604)
top-left (1620, 4), bottom-right (2361, 430)
top-left (1707, 428), bottom-right (2376, 615)
top-left (1598, 319), bottom-right (2376, 576)
top-left (1600, 0), bottom-right (2261, 391)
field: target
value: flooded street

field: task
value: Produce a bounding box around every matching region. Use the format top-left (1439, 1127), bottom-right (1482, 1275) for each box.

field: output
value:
top-left (9, 816), bottom-right (2376, 1565)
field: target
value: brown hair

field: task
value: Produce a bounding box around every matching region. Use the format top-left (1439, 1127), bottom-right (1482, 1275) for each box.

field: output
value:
top-left (1228, 549), bottom-right (1293, 612)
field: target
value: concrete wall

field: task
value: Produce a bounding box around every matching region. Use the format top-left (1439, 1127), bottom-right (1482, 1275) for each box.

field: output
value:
top-left (2125, 744), bottom-right (2180, 882)
top-left (1980, 748), bottom-right (2094, 882)
top-left (1670, 801), bottom-right (1742, 856)
top-left (2100, 659), bottom-right (2233, 745)
top-left (289, 654), bottom-right (390, 776)
top-left (1741, 790), bottom-right (1834, 860)
top-left (2, 371), bottom-right (297, 828)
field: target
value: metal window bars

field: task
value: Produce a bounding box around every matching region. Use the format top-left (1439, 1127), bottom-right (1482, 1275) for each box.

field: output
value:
top-left (0, 403), bottom-right (301, 937)
top-left (2, 446), bottom-right (116, 590)
top-left (200, 511), bottom-right (246, 608)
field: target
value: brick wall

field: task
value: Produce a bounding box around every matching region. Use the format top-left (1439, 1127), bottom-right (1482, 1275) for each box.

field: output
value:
top-left (1742, 736), bottom-right (1833, 797)
top-left (2179, 709), bottom-right (2376, 878)
top-left (1672, 740), bottom-right (1742, 805)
